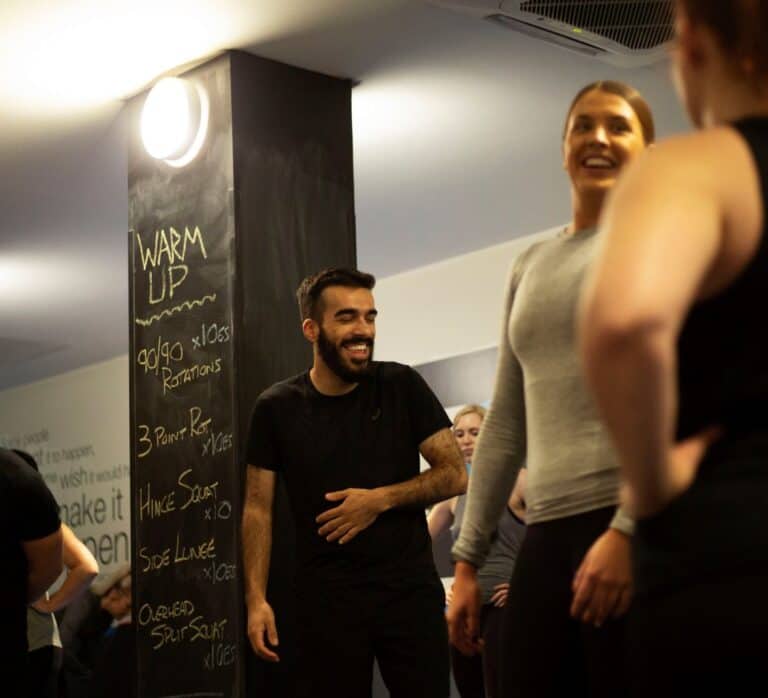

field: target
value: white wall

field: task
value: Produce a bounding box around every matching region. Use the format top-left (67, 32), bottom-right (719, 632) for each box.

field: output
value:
top-left (0, 356), bottom-right (130, 576)
top-left (374, 225), bottom-right (560, 366)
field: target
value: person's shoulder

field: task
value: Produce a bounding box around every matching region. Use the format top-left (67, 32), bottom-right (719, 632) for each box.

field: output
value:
top-left (612, 128), bottom-right (754, 216)
top-left (255, 372), bottom-right (307, 406)
top-left (373, 361), bottom-right (417, 384)
top-left (660, 126), bottom-right (742, 152)
top-left (249, 374), bottom-right (308, 428)
top-left (374, 363), bottom-right (442, 403)
top-left (518, 238), bottom-right (551, 264)
top-left (374, 360), bottom-right (410, 376)
top-left (0, 448), bottom-right (38, 488)
top-left (624, 129), bottom-right (739, 184)
top-left (507, 234), bottom-right (556, 282)
top-left (0, 447), bottom-right (19, 471)
top-left (672, 126), bottom-right (757, 177)
top-left (0, 449), bottom-right (58, 525)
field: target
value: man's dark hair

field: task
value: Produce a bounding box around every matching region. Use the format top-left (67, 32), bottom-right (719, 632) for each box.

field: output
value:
top-left (296, 268), bottom-right (376, 322)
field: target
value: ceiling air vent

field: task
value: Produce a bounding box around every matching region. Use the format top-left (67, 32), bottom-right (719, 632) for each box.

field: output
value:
top-left (426, 0), bottom-right (675, 67)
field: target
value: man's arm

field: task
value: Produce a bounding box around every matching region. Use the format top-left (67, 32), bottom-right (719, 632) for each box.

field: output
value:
top-left (317, 427), bottom-right (466, 545)
top-left (24, 526), bottom-right (63, 602)
top-left (242, 465), bottom-right (280, 662)
top-left (384, 427), bottom-right (467, 508)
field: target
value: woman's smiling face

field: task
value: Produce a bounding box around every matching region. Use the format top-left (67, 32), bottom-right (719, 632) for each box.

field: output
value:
top-left (562, 89), bottom-right (647, 199)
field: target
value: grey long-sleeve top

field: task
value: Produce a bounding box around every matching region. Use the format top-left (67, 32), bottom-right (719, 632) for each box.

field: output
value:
top-left (452, 228), bottom-right (633, 568)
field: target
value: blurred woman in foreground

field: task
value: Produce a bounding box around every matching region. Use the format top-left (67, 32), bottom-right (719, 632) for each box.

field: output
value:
top-left (580, 2), bottom-right (768, 694)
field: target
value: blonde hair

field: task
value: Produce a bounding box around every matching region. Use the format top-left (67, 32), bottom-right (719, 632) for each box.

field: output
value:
top-left (452, 404), bottom-right (487, 429)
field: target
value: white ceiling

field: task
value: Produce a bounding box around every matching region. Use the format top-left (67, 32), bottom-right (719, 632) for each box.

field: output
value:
top-left (0, 0), bottom-right (689, 390)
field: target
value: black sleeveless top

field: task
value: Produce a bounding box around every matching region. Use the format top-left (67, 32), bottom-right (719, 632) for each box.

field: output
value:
top-left (676, 118), bottom-right (768, 440)
top-left (635, 118), bottom-right (768, 596)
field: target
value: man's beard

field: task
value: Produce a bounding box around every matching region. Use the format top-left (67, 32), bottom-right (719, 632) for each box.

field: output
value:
top-left (317, 327), bottom-right (374, 384)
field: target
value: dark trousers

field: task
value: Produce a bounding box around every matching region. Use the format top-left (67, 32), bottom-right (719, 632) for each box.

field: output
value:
top-left (296, 577), bottom-right (449, 698)
top-left (5, 648), bottom-right (30, 698)
top-left (626, 436), bottom-right (768, 695)
top-left (499, 508), bottom-right (628, 698)
top-left (450, 603), bottom-right (504, 698)
top-left (28, 646), bottom-right (63, 698)
top-left (629, 572), bottom-right (768, 697)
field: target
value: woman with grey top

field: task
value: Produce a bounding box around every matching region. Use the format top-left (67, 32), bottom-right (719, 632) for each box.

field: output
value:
top-left (428, 405), bottom-right (526, 698)
top-left (447, 82), bottom-right (655, 698)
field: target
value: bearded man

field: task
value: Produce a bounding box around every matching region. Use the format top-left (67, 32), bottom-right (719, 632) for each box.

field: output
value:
top-left (242, 267), bottom-right (466, 698)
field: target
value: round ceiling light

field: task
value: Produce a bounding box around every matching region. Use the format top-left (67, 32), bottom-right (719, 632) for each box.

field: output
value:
top-left (140, 77), bottom-right (209, 168)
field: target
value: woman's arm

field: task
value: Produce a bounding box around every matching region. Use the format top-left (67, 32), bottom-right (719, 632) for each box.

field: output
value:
top-left (579, 136), bottom-right (730, 516)
top-left (24, 528), bottom-right (63, 603)
top-left (33, 524), bottom-right (98, 613)
top-left (427, 497), bottom-right (456, 539)
top-left (507, 467), bottom-right (526, 522)
top-left (448, 251), bottom-right (534, 656)
top-left (451, 249), bottom-right (536, 569)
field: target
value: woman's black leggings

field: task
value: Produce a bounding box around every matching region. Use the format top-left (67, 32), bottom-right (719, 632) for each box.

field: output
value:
top-left (498, 507), bottom-right (628, 698)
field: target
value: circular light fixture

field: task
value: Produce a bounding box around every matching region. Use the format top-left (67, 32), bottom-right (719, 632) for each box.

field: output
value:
top-left (140, 77), bottom-right (209, 168)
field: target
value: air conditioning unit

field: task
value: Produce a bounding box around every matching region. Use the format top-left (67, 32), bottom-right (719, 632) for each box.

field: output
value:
top-left (426, 0), bottom-right (675, 67)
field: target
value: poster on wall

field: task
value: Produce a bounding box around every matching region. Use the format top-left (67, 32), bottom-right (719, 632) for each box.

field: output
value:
top-left (0, 355), bottom-right (131, 576)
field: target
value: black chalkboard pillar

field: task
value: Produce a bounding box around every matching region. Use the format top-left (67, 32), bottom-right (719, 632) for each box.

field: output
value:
top-left (128, 50), bottom-right (355, 698)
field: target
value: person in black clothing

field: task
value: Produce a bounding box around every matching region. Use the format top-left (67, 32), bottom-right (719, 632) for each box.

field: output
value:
top-left (85, 565), bottom-right (135, 698)
top-left (12, 449), bottom-right (99, 698)
top-left (242, 267), bottom-right (467, 698)
top-left (0, 447), bottom-right (62, 697)
top-left (579, 1), bottom-right (768, 694)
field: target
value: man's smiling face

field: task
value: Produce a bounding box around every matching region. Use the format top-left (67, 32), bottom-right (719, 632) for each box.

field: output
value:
top-left (315, 285), bottom-right (377, 384)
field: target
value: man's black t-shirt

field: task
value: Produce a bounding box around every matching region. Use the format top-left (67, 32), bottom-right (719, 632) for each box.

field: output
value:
top-left (246, 361), bottom-right (451, 585)
top-left (0, 448), bottom-right (61, 686)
